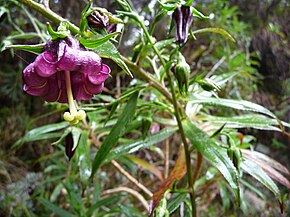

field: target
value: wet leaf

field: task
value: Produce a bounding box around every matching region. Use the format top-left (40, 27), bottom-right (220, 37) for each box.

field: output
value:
top-left (242, 149), bottom-right (290, 188)
top-left (93, 41), bottom-right (132, 77)
top-left (186, 95), bottom-right (284, 131)
top-left (241, 158), bottom-right (281, 199)
top-left (91, 92), bottom-right (139, 178)
top-left (149, 148), bottom-right (187, 215)
top-left (182, 119), bottom-right (239, 191)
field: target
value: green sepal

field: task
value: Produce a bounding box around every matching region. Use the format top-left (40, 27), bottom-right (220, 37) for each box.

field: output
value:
top-left (47, 22), bottom-right (70, 40)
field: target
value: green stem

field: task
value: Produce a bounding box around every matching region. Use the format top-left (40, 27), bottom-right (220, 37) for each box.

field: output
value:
top-left (18, 0), bottom-right (80, 34)
top-left (139, 18), bottom-right (197, 217)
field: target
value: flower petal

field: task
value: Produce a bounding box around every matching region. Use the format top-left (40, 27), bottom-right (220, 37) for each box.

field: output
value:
top-left (34, 51), bottom-right (57, 77)
top-left (23, 63), bottom-right (47, 87)
top-left (84, 81), bottom-right (104, 95)
top-left (57, 42), bottom-right (82, 71)
top-left (80, 51), bottom-right (102, 74)
top-left (23, 83), bottom-right (49, 97)
top-left (71, 72), bottom-right (92, 100)
top-left (42, 73), bottom-right (67, 102)
top-left (87, 64), bottom-right (110, 85)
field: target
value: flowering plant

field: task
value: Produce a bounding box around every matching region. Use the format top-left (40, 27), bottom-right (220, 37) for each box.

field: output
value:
top-left (1, 0), bottom-right (289, 216)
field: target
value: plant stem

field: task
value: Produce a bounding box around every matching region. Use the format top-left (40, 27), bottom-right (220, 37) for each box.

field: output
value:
top-left (18, 0), bottom-right (80, 34)
top-left (139, 19), bottom-right (197, 217)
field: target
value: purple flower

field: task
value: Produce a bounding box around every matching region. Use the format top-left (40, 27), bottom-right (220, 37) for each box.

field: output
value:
top-left (23, 37), bottom-right (110, 103)
top-left (172, 6), bottom-right (193, 45)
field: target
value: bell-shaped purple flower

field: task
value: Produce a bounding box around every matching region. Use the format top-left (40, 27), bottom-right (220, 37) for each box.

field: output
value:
top-left (23, 37), bottom-right (110, 103)
top-left (172, 6), bottom-right (193, 45)
top-left (23, 37), bottom-right (110, 124)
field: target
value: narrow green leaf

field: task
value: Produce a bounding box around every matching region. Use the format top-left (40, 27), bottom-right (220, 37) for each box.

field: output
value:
top-left (91, 92), bottom-right (139, 178)
top-left (87, 195), bottom-right (123, 216)
top-left (78, 32), bottom-right (120, 49)
top-left (93, 41), bottom-right (132, 77)
top-left (167, 193), bottom-right (187, 214)
top-left (202, 114), bottom-right (283, 132)
top-left (38, 198), bottom-right (76, 217)
top-left (187, 95), bottom-right (284, 131)
top-left (5, 43), bottom-right (44, 54)
top-left (126, 155), bottom-right (164, 181)
top-left (241, 159), bottom-right (281, 200)
top-left (182, 119), bottom-right (239, 191)
top-left (13, 122), bottom-right (69, 148)
top-left (191, 28), bottom-right (235, 42)
top-left (105, 127), bottom-right (177, 162)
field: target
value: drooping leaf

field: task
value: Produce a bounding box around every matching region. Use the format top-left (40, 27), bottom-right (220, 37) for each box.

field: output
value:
top-left (241, 158), bottom-right (281, 200)
top-left (242, 150), bottom-right (290, 189)
top-left (191, 28), bottom-right (235, 42)
top-left (38, 198), bottom-right (76, 217)
top-left (5, 43), bottom-right (44, 54)
top-left (149, 148), bottom-right (187, 215)
top-left (126, 155), bottom-right (164, 181)
top-left (13, 122), bottom-right (69, 148)
top-left (91, 92), bottom-right (139, 178)
top-left (105, 127), bottom-right (177, 162)
top-left (182, 119), bottom-right (239, 191)
top-left (186, 95), bottom-right (284, 131)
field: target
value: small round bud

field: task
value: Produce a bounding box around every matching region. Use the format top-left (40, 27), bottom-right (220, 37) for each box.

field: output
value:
top-left (63, 112), bottom-right (74, 122)
top-left (75, 110), bottom-right (86, 120)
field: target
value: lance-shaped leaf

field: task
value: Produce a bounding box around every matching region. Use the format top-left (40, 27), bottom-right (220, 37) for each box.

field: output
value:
top-left (242, 149), bottom-right (290, 189)
top-left (241, 158), bottom-right (281, 200)
top-left (91, 92), bottom-right (139, 178)
top-left (78, 32), bottom-right (120, 49)
top-left (149, 148), bottom-right (187, 215)
top-left (182, 119), bottom-right (239, 191)
top-left (105, 127), bottom-right (177, 162)
top-left (13, 122), bottom-right (69, 148)
top-left (186, 95), bottom-right (284, 131)
top-left (201, 114), bottom-right (286, 132)
top-left (126, 155), bottom-right (164, 182)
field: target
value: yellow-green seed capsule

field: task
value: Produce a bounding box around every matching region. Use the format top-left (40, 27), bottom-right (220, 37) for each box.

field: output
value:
top-left (75, 110), bottom-right (86, 121)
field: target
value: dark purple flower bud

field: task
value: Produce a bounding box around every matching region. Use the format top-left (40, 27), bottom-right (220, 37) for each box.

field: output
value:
top-left (172, 6), bottom-right (193, 45)
top-left (106, 23), bottom-right (117, 34)
top-left (65, 132), bottom-right (75, 161)
top-left (87, 11), bottom-right (109, 31)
